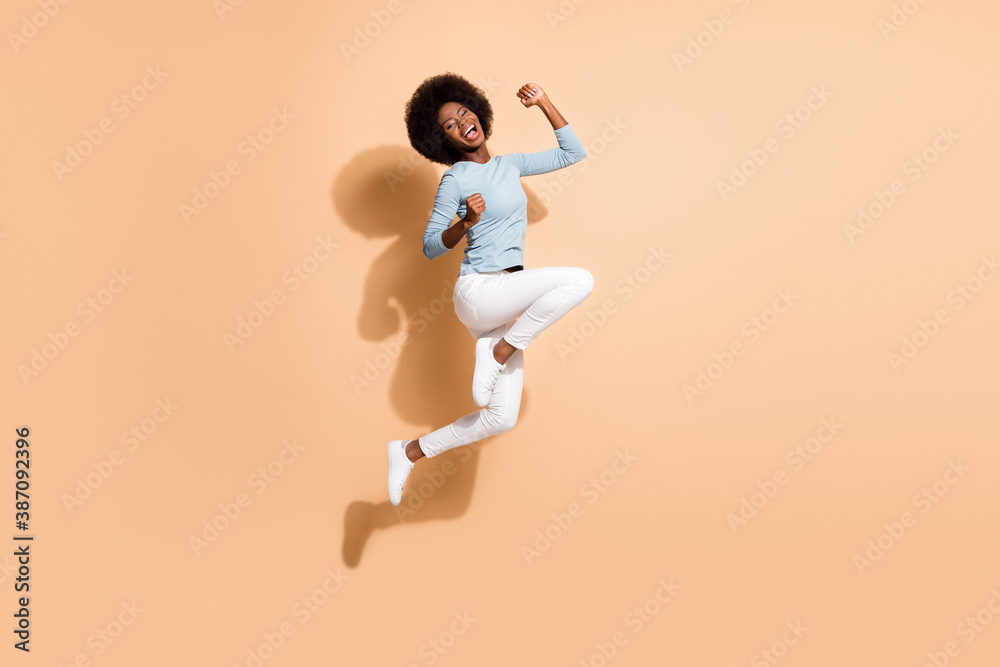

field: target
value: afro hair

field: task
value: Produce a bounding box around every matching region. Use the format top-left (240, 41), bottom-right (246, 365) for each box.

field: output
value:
top-left (404, 72), bottom-right (494, 167)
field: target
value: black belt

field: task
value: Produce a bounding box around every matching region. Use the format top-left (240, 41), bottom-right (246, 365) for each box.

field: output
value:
top-left (502, 265), bottom-right (523, 272)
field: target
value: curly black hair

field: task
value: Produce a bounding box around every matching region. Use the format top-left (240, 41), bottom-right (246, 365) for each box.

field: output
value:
top-left (404, 72), bottom-right (494, 167)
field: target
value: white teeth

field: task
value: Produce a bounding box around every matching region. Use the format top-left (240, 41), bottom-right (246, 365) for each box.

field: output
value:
top-left (465, 124), bottom-right (476, 138)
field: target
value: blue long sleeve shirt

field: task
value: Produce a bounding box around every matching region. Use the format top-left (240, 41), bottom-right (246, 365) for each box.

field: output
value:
top-left (422, 123), bottom-right (586, 276)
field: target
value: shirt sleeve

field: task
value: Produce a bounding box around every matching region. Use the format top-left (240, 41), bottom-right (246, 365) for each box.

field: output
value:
top-left (423, 171), bottom-right (462, 260)
top-left (508, 123), bottom-right (587, 177)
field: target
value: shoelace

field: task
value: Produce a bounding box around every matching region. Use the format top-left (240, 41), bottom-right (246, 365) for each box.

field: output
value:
top-left (485, 363), bottom-right (504, 391)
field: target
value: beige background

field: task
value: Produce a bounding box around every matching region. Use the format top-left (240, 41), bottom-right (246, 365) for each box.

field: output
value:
top-left (3, 0), bottom-right (999, 664)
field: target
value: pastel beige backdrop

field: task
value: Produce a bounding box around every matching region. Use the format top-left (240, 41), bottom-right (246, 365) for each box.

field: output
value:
top-left (2, 0), bottom-right (998, 665)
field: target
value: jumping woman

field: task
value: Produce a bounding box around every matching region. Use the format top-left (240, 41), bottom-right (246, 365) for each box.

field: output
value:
top-left (388, 72), bottom-right (593, 505)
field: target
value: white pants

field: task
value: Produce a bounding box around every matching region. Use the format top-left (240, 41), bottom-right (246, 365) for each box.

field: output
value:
top-left (418, 266), bottom-right (594, 458)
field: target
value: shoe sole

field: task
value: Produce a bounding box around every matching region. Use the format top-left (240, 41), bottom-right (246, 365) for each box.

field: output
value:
top-left (387, 439), bottom-right (408, 506)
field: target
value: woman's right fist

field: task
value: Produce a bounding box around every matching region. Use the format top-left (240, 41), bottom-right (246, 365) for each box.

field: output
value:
top-left (463, 193), bottom-right (485, 226)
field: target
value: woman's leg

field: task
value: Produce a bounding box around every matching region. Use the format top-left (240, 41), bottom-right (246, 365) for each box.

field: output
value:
top-left (392, 265), bottom-right (592, 493)
top-left (408, 322), bottom-right (525, 459)
top-left (458, 266), bottom-right (594, 361)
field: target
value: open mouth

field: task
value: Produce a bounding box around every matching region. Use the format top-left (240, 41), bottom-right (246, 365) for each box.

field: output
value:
top-left (462, 123), bottom-right (479, 140)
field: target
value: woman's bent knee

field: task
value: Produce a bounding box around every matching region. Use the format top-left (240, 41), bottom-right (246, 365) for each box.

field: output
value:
top-left (497, 409), bottom-right (519, 434)
top-left (482, 405), bottom-right (520, 437)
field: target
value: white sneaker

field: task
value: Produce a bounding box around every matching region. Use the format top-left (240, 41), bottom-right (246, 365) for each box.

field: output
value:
top-left (387, 439), bottom-right (415, 506)
top-left (473, 336), bottom-right (506, 407)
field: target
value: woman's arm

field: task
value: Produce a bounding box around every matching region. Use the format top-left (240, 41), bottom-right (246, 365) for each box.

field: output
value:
top-left (518, 82), bottom-right (566, 129)
top-left (423, 172), bottom-right (461, 259)
top-left (423, 173), bottom-right (483, 257)
top-left (538, 97), bottom-right (568, 130)
top-left (511, 83), bottom-right (586, 176)
top-left (440, 217), bottom-right (473, 250)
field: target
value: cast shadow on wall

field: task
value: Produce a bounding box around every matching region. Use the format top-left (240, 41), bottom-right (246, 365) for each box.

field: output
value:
top-left (333, 145), bottom-right (549, 568)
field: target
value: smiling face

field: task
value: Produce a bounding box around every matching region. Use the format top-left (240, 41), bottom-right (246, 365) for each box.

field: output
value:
top-left (437, 101), bottom-right (484, 152)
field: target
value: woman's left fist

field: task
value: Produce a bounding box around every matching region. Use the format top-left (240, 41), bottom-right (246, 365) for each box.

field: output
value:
top-left (516, 83), bottom-right (547, 108)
